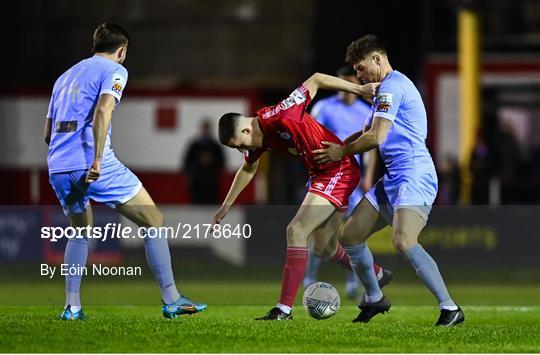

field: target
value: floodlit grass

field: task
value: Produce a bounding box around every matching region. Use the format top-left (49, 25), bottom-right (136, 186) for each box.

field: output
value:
top-left (1, 279), bottom-right (538, 353)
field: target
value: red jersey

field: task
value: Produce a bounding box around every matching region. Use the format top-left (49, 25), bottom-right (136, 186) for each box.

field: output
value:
top-left (244, 84), bottom-right (358, 176)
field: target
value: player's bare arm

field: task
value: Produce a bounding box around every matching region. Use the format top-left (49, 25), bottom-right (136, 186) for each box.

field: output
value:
top-left (361, 148), bottom-right (378, 192)
top-left (86, 94), bottom-right (116, 183)
top-left (313, 116), bottom-right (391, 164)
top-left (43, 118), bottom-right (52, 145)
top-left (303, 73), bottom-right (379, 102)
top-left (212, 158), bottom-right (260, 224)
top-left (343, 129), bottom-right (364, 144)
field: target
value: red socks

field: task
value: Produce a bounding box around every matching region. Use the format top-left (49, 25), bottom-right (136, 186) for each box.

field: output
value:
top-left (278, 247), bottom-right (308, 307)
top-left (330, 244), bottom-right (383, 279)
top-left (373, 262), bottom-right (382, 278)
top-left (329, 245), bottom-right (352, 270)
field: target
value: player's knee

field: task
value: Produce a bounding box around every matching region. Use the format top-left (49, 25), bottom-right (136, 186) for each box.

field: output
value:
top-left (144, 208), bottom-right (163, 228)
top-left (392, 230), bottom-right (415, 253)
top-left (286, 222), bottom-right (307, 245)
top-left (153, 209), bottom-right (164, 227)
top-left (339, 220), bottom-right (365, 246)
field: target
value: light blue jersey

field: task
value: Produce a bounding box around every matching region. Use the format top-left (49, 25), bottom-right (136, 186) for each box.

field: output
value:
top-left (311, 94), bottom-right (372, 142)
top-left (46, 55), bottom-right (128, 174)
top-left (368, 70), bottom-right (433, 172)
top-left (46, 55), bottom-right (141, 216)
top-left (365, 70), bottom-right (437, 221)
top-left (311, 95), bottom-right (372, 216)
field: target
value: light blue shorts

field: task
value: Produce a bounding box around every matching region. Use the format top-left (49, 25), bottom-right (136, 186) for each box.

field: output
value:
top-left (49, 161), bottom-right (142, 216)
top-left (345, 187), bottom-right (364, 218)
top-left (365, 168), bottom-right (438, 223)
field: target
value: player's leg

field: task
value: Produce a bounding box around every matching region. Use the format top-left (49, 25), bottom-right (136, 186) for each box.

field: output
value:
top-left (309, 210), bottom-right (391, 299)
top-left (310, 211), bottom-right (342, 261)
top-left (303, 244), bottom-right (322, 288)
top-left (116, 186), bottom-right (206, 317)
top-left (58, 207), bottom-right (92, 320)
top-left (340, 197), bottom-right (391, 322)
top-left (313, 217), bottom-right (359, 272)
top-left (49, 170), bottom-right (92, 320)
top-left (257, 192), bottom-right (336, 320)
top-left (342, 187), bottom-right (390, 297)
top-left (304, 211), bottom-right (356, 291)
top-left (392, 207), bottom-right (464, 326)
top-left (343, 188), bottom-right (363, 297)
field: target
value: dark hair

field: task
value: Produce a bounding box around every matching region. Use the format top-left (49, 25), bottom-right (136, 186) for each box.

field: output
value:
top-left (336, 65), bottom-right (356, 77)
top-left (92, 23), bottom-right (130, 54)
top-left (218, 113), bottom-right (242, 145)
top-left (345, 34), bottom-right (387, 65)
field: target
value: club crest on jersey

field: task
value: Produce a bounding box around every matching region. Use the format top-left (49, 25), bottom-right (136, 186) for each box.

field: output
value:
top-left (376, 92), bottom-right (393, 113)
top-left (278, 131), bottom-right (291, 140)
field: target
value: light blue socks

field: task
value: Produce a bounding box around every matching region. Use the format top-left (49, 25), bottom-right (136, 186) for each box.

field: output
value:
top-left (404, 244), bottom-right (457, 310)
top-left (304, 250), bottom-right (322, 283)
top-left (343, 243), bottom-right (382, 303)
top-left (64, 236), bottom-right (88, 311)
top-left (143, 229), bottom-right (181, 304)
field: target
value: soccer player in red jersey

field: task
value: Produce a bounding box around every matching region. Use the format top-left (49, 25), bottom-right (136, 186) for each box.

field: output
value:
top-left (213, 73), bottom-right (386, 320)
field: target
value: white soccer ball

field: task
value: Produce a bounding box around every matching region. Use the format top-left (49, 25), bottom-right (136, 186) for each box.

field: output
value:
top-left (302, 281), bottom-right (340, 319)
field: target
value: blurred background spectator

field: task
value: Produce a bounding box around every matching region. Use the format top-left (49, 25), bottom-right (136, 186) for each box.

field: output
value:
top-left (182, 120), bottom-right (225, 204)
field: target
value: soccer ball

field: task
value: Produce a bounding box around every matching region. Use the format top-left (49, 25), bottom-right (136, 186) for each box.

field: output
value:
top-left (302, 281), bottom-right (340, 319)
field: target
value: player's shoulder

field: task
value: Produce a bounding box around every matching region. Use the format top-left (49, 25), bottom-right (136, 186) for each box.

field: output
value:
top-left (51, 59), bottom-right (84, 91)
top-left (379, 71), bottom-right (411, 96)
top-left (385, 71), bottom-right (414, 89)
top-left (89, 55), bottom-right (128, 76)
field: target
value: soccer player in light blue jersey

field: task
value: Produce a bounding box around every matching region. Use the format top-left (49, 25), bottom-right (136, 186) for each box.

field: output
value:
top-left (304, 66), bottom-right (392, 298)
top-left (314, 35), bottom-right (464, 326)
top-left (44, 23), bottom-right (206, 320)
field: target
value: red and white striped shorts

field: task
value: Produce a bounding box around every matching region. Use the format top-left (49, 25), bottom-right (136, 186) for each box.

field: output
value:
top-left (307, 161), bottom-right (360, 212)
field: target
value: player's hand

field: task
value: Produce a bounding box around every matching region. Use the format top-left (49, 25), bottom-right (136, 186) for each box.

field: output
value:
top-left (357, 82), bottom-right (380, 102)
top-left (85, 159), bottom-right (101, 183)
top-left (212, 204), bottom-right (230, 225)
top-left (313, 141), bottom-right (344, 164)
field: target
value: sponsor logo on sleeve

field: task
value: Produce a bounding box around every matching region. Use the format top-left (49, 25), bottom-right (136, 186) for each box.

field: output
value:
top-left (291, 88), bottom-right (306, 104)
top-left (376, 92), bottom-right (393, 113)
top-left (279, 88), bottom-right (306, 110)
top-left (111, 74), bottom-right (126, 95)
top-left (112, 82), bottom-right (123, 94)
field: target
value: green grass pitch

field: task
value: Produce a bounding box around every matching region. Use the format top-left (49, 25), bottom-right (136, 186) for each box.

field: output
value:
top-left (0, 278), bottom-right (539, 353)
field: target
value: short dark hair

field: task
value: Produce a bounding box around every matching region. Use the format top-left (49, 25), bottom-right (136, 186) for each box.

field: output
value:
top-left (92, 23), bottom-right (130, 54)
top-left (336, 65), bottom-right (356, 77)
top-left (345, 34), bottom-right (387, 65)
top-left (218, 113), bottom-right (242, 145)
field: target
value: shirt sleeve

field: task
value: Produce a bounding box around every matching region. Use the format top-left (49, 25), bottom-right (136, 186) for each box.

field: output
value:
top-left (244, 148), bottom-right (266, 164)
top-left (46, 96), bottom-right (54, 119)
top-left (277, 84), bottom-right (312, 122)
top-left (373, 79), bottom-right (403, 122)
top-left (100, 66), bottom-right (128, 103)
